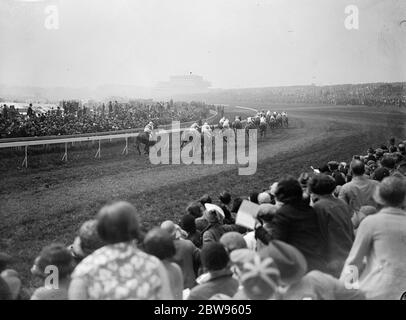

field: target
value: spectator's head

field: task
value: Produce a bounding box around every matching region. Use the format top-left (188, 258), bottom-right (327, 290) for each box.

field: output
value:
top-left (332, 171), bottom-right (346, 186)
top-left (308, 174), bottom-right (337, 196)
top-left (319, 164), bottom-right (330, 174)
top-left (298, 172), bottom-right (310, 190)
top-left (143, 228), bottom-right (176, 260)
top-left (259, 240), bottom-right (307, 286)
top-left (231, 197), bottom-right (243, 213)
top-left (180, 214), bottom-right (197, 234)
top-left (97, 201), bottom-right (141, 244)
top-left (339, 162), bottom-right (348, 175)
top-left (350, 160), bottom-right (365, 176)
top-left (374, 176), bottom-right (406, 208)
top-left (160, 220), bottom-right (177, 239)
top-left (327, 161), bottom-right (339, 172)
top-left (70, 219), bottom-right (105, 260)
top-left (249, 192), bottom-right (259, 204)
top-left (31, 244), bottom-right (74, 280)
top-left (186, 202), bottom-right (203, 218)
top-left (238, 252), bottom-right (280, 300)
top-left (258, 192), bottom-right (271, 204)
top-left (201, 243), bottom-right (229, 272)
top-left (275, 176), bottom-right (303, 204)
top-left (389, 146), bottom-right (398, 153)
top-left (372, 167), bottom-right (390, 182)
top-left (199, 194), bottom-right (212, 206)
top-left (220, 232), bottom-right (247, 252)
top-left (219, 191), bottom-right (231, 205)
top-left (381, 156), bottom-right (396, 170)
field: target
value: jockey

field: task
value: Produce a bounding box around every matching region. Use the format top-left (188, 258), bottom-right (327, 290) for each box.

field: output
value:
top-left (144, 121), bottom-right (154, 134)
top-left (219, 117), bottom-right (226, 126)
top-left (223, 118), bottom-right (230, 129)
top-left (281, 111), bottom-right (287, 117)
top-left (201, 122), bottom-right (212, 134)
top-left (266, 110), bottom-right (272, 117)
top-left (260, 115), bottom-right (267, 124)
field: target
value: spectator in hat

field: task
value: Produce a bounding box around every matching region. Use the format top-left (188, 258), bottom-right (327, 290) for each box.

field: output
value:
top-left (249, 192), bottom-right (259, 204)
top-left (365, 148), bottom-right (377, 162)
top-left (220, 232), bottom-right (247, 253)
top-left (187, 202), bottom-right (207, 232)
top-left (380, 156), bottom-right (397, 175)
top-left (253, 204), bottom-right (279, 250)
top-left (31, 244), bottom-right (75, 300)
top-left (257, 241), bottom-right (364, 300)
top-left (332, 171), bottom-right (346, 197)
top-left (188, 243), bottom-right (239, 300)
top-left (69, 201), bottom-right (173, 299)
top-left (68, 219), bottom-right (105, 264)
top-left (338, 160), bottom-right (379, 214)
top-left (161, 220), bottom-right (200, 289)
top-left (308, 174), bottom-right (354, 277)
top-left (180, 214), bottom-right (201, 248)
top-left (144, 228), bottom-right (184, 300)
top-left (341, 175), bottom-right (406, 299)
top-left (270, 176), bottom-right (328, 273)
top-left (232, 250), bottom-right (280, 300)
top-left (201, 207), bottom-right (242, 247)
top-left (372, 167), bottom-right (390, 182)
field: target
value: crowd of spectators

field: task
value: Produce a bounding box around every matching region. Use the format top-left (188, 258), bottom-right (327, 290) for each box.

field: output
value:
top-left (1, 137), bottom-right (405, 300)
top-left (0, 100), bottom-right (212, 139)
top-left (217, 82), bottom-right (406, 107)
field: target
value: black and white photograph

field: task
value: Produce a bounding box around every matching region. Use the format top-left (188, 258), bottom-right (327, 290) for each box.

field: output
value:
top-left (0, 0), bottom-right (406, 307)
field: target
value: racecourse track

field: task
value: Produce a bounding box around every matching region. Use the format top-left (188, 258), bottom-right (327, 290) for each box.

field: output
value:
top-left (0, 104), bottom-right (405, 287)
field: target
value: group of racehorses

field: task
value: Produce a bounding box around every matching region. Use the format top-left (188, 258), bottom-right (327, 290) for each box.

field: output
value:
top-left (135, 110), bottom-right (289, 154)
top-left (228, 111), bottom-right (289, 138)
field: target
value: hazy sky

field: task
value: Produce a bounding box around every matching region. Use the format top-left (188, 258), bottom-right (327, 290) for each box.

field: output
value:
top-left (0, 0), bottom-right (405, 88)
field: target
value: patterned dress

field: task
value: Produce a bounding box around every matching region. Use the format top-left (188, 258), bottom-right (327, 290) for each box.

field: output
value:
top-left (71, 242), bottom-right (163, 299)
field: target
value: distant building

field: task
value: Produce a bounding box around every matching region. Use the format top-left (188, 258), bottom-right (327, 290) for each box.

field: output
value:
top-left (154, 73), bottom-right (211, 97)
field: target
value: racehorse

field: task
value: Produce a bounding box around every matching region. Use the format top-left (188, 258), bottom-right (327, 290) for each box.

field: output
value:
top-left (275, 113), bottom-right (283, 128)
top-left (259, 122), bottom-right (267, 138)
top-left (232, 120), bottom-right (243, 132)
top-left (135, 132), bottom-right (157, 155)
top-left (245, 121), bottom-right (257, 136)
top-left (268, 116), bottom-right (276, 129)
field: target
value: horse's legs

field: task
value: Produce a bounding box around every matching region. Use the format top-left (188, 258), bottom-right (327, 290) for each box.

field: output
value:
top-left (135, 142), bottom-right (141, 155)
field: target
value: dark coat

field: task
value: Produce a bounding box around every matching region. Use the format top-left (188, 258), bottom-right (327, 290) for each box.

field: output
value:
top-left (312, 195), bottom-right (355, 277)
top-left (270, 201), bottom-right (328, 272)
